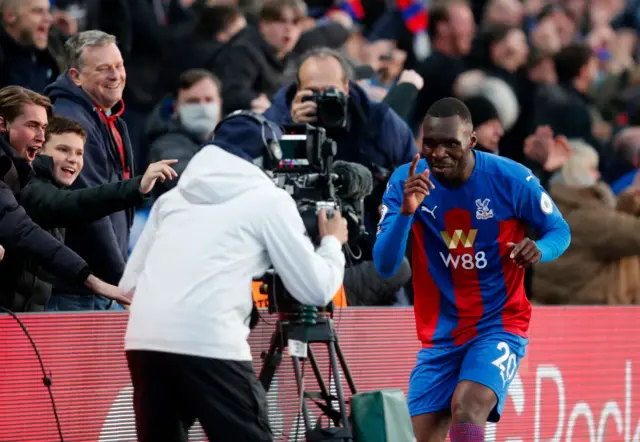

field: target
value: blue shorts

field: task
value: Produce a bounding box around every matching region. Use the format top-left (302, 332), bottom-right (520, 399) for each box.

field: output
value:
top-left (407, 332), bottom-right (528, 422)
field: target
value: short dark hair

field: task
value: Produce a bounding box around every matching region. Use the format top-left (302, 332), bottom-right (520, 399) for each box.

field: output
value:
top-left (428, 0), bottom-right (470, 40)
top-left (0, 86), bottom-right (52, 123)
top-left (426, 97), bottom-right (473, 124)
top-left (175, 69), bottom-right (221, 96)
top-left (554, 42), bottom-right (593, 84)
top-left (194, 5), bottom-right (242, 38)
top-left (296, 47), bottom-right (353, 84)
top-left (536, 3), bottom-right (571, 22)
top-left (526, 47), bottom-right (552, 71)
top-left (45, 115), bottom-right (87, 143)
top-left (259, 0), bottom-right (306, 22)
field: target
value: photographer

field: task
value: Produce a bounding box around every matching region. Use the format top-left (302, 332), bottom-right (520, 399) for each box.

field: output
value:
top-left (119, 112), bottom-right (347, 442)
top-left (263, 47), bottom-right (417, 256)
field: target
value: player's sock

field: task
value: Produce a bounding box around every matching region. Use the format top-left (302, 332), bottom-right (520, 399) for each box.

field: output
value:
top-left (449, 423), bottom-right (485, 441)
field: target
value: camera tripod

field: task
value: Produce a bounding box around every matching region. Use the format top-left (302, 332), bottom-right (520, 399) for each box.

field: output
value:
top-left (259, 312), bottom-right (357, 441)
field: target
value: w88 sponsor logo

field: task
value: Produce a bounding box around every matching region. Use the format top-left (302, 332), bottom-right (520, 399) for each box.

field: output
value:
top-left (439, 251), bottom-right (488, 270)
top-left (439, 228), bottom-right (487, 270)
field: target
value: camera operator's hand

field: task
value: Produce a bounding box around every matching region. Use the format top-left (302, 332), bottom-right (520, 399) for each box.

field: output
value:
top-left (0, 245), bottom-right (4, 262)
top-left (84, 274), bottom-right (132, 307)
top-left (140, 159), bottom-right (179, 194)
top-left (291, 90), bottom-right (318, 124)
top-left (401, 154), bottom-right (435, 215)
top-left (318, 209), bottom-right (348, 245)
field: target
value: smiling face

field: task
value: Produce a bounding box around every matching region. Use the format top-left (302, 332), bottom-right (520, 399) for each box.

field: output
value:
top-left (69, 42), bottom-right (126, 110)
top-left (421, 115), bottom-right (476, 183)
top-left (41, 132), bottom-right (85, 186)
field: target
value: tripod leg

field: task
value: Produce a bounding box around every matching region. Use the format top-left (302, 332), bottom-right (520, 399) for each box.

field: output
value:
top-left (328, 341), bottom-right (351, 435)
top-left (307, 347), bottom-right (331, 400)
top-left (291, 356), bottom-right (312, 435)
top-left (334, 337), bottom-right (357, 394)
top-left (259, 330), bottom-right (283, 392)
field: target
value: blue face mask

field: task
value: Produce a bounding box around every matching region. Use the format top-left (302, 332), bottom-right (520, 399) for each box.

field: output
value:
top-left (592, 70), bottom-right (606, 88)
top-left (592, 48), bottom-right (611, 88)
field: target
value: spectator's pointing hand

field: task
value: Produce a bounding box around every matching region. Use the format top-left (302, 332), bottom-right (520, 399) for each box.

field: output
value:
top-left (140, 160), bottom-right (179, 194)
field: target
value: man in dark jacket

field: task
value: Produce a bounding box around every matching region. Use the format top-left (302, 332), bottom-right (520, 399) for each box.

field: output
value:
top-left (0, 0), bottom-right (60, 92)
top-left (0, 84), bottom-right (132, 311)
top-left (18, 116), bottom-right (177, 311)
top-left (408, 0), bottom-right (475, 133)
top-left (533, 42), bottom-right (601, 154)
top-left (0, 131), bottom-right (127, 310)
top-left (264, 47), bottom-right (416, 260)
top-left (217, 0), bottom-right (351, 114)
top-left (218, 0), bottom-right (306, 114)
top-left (147, 69), bottom-right (222, 200)
top-left (159, 4), bottom-right (247, 96)
top-left (45, 30), bottom-right (137, 302)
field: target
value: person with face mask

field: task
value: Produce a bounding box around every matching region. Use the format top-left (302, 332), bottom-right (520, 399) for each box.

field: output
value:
top-left (533, 139), bottom-right (640, 306)
top-left (147, 69), bottom-right (223, 200)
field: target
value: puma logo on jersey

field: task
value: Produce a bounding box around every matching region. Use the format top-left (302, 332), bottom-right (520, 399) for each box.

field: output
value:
top-left (421, 205), bottom-right (437, 219)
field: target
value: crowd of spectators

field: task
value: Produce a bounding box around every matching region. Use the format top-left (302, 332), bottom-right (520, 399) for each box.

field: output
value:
top-left (2, 0), bottom-right (640, 311)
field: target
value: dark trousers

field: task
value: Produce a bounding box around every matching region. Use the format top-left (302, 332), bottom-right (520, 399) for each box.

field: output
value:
top-left (126, 350), bottom-right (272, 442)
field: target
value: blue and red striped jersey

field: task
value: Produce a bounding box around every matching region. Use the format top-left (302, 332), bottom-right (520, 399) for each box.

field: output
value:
top-left (373, 152), bottom-right (570, 348)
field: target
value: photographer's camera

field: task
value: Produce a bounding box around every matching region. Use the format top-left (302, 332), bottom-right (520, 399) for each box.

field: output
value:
top-left (301, 87), bottom-right (349, 130)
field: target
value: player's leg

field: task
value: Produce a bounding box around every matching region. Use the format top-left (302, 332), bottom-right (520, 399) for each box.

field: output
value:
top-left (449, 333), bottom-right (528, 441)
top-left (412, 410), bottom-right (451, 442)
top-left (126, 350), bottom-right (190, 442)
top-left (407, 347), bottom-right (465, 442)
top-left (448, 380), bottom-right (496, 441)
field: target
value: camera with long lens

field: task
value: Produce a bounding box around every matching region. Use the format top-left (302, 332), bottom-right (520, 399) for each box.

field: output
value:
top-left (302, 87), bottom-right (349, 130)
top-left (257, 123), bottom-right (372, 314)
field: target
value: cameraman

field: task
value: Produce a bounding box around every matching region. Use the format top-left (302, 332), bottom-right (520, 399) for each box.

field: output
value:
top-left (119, 112), bottom-right (347, 442)
top-left (263, 47), bottom-right (417, 256)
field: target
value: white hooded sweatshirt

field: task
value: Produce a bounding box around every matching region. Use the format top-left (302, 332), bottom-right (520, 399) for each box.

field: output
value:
top-left (120, 145), bottom-right (345, 361)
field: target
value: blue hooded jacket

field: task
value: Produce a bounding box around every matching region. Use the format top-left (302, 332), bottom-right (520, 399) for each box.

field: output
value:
top-left (263, 81), bottom-right (417, 173)
top-left (45, 74), bottom-right (136, 290)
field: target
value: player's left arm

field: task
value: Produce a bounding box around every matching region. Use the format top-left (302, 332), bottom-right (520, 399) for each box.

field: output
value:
top-left (511, 174), bottom-right (571, 267)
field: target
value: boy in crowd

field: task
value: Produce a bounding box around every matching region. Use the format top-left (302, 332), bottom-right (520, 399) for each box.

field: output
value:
top-left (17, 115), bottom-right (178, 311)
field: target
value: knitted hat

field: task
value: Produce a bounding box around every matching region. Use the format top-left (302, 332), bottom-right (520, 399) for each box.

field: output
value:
top-left (463, 95), bottom-right (500, 128)
top-left (211, 113), bottom-right (282, 163)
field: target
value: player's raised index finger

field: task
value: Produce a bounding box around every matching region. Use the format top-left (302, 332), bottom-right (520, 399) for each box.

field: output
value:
top-left (408, 154), bottom-right (420, 176)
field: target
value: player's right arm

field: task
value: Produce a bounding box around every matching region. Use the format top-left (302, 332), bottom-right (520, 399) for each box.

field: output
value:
top-left (374, 154), bottom-right (434, 278)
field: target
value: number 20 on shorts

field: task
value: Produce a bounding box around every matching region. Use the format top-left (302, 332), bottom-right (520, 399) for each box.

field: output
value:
top-left (491, 342), bottom-right (518, 388)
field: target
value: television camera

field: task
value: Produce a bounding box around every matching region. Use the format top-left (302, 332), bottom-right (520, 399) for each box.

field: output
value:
top-left (256, 124), bottom-right (372, 441)
top-left (269, 123), bottom-right (372, 246)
